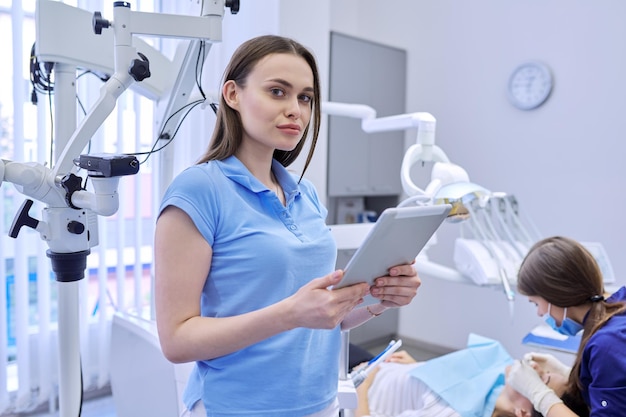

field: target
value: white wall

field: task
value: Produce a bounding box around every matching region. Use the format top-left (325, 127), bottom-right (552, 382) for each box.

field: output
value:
top-left (190, 1), bottom-right (626, 358)
top-left (329, 1), bottom-right (626, 271)
top-left (273, 1), bottom-right (626, 358)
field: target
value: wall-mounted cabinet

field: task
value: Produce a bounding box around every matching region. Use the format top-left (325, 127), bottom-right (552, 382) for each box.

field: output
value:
top-left (327, 32), bottom-right (407, 199)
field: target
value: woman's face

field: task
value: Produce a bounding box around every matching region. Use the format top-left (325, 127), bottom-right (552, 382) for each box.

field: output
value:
top-left (527, 295), bottom-right (565, 326)
top-left (527, 295), bottom-right (549, 317)
top-left (224, 52), bottom-right (314, 155)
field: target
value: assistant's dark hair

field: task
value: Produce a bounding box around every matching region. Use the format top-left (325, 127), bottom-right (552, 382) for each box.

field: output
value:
top-left (517, 236), bottom-right (625, 409)
top-left (197, 35), bottom-right (322, 180)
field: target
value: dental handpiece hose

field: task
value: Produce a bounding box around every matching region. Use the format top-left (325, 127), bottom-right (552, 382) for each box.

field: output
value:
top-left (349, 339), bottom-right (402, 388)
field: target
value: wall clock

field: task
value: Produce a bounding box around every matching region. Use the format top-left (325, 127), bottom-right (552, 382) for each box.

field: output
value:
top-left (507, 61), bottom-right (553, 110)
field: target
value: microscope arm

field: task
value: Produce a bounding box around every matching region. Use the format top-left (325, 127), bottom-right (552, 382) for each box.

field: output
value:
top-left (49, 1), bottom-right (232, 198)
top-left (51, 0), bottom-right (232, 204)
top-left (52, 70), bottom-right (134, 178)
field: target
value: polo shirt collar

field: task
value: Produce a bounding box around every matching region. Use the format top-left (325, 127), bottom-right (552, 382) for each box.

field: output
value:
top-left (217, 155), bottom-right (301, 202)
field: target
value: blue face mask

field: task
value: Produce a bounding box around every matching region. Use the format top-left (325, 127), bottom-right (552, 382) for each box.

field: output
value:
top-left (543, 304), bottom-right (584, 336)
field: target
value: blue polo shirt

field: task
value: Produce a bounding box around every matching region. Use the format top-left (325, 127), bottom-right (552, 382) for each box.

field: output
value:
top-left (159, 156), bottom-right (339, 416)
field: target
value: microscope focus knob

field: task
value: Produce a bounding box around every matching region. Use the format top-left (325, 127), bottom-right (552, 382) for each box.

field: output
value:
top-left (92, 11), bottom-right (111, 35)
top-left (67, 221), bottom-right (86, 235)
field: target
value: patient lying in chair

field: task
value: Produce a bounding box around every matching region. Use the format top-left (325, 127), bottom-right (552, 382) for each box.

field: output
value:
top-left (352, 334), bottom-right (568, 417)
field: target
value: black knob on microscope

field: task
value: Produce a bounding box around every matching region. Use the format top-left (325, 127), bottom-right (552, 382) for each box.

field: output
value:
top-left (129, 52), bottom-right (151, 82)
top-left (61, 173), bottom-right (85, 209)
top-left (225, 0), bottom-right (240, 14)
top-left (67, 221), bottom-right (86, 235)
top-left (92, 11), bottom-right (111, 35)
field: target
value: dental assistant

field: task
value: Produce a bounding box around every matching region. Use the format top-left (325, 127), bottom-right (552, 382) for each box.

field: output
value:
top-left (153, 35), bottom-right (421, 417)
top-left (508, 236), bottom-right (626, 417)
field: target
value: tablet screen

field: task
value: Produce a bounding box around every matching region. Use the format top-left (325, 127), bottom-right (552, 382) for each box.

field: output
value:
top-left (333, 204), bottom-right (451, 296)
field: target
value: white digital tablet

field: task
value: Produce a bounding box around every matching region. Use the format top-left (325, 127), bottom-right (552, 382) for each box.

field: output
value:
top-left (333, 204), bottom-right (452, 294)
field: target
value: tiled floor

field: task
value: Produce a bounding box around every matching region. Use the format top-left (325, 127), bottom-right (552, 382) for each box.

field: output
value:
top-left (22, 395), bottom-right (116, 417)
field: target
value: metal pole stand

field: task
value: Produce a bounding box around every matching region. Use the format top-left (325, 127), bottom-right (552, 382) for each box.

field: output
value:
top-left (47, 249), bottom-right (90, 417)
top-left (338, 330), bottom-right (356, 416)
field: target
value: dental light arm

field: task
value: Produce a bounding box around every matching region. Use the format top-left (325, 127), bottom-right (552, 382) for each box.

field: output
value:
top-left (363, 111), bottom-right (450, 198)
top-left (322, 101), bottom-right (449, 199)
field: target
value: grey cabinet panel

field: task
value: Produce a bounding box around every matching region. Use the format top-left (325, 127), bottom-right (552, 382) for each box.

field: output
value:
top-left (327, 32), bottom-right (407, 197)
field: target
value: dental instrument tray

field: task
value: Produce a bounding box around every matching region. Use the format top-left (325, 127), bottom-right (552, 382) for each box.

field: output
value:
top-left (334, 204), bottom-right (451, 303)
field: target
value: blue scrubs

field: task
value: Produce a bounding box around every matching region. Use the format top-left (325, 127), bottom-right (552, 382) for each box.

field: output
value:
top-left (580, 286), bottom-right (626, 416)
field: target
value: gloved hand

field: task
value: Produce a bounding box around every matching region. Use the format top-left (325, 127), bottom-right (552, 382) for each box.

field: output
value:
top-left (508, 360), bottom-right (563, 416)
top-left (524, 352), bottom-right (571, 378)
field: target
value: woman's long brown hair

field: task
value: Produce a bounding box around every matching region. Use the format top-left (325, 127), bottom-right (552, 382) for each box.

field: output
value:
top-left (197, 35), bottom-right (322, 181)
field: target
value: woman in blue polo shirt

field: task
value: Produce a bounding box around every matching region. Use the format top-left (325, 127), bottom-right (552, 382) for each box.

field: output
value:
top-left (154, 35), bottom-right (421, 417)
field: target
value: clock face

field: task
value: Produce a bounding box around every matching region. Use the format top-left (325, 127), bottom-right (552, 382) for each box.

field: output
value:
top-left (508, 62), bottom-right (553, 110)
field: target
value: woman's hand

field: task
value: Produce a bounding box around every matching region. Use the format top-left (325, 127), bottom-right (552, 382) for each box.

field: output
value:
top-left (285, 270), bottom-right (370, 330)
top-left (508, 360), bottom-right (563, 416)
top-left (523, 352), bottom-right (570, 396)
top-left (524, 352), bottom-right (571, 378)
top-left (340, 262), bottom-right (421, 330)
top-left (370, 263), bottom-right (420, 307)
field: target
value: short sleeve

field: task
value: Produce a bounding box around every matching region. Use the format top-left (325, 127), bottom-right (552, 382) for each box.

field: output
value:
top-left (159, 166), bottom-right (220, 246)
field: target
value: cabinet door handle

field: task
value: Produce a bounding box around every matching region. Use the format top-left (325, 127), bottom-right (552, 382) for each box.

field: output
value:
top-left (346, 186), bottom-right (368, 192)
top-left (371, 186), bottom-right (392, 192)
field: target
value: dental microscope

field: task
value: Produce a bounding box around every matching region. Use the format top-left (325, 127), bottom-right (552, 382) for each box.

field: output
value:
top-left (2, 1), bottom-right (238, 415)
